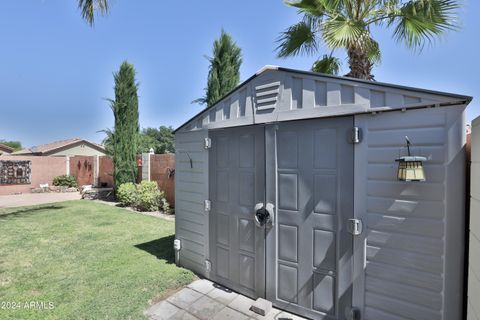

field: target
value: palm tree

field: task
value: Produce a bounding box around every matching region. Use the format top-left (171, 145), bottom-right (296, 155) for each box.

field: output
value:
top-left (312, 54), bottom-right (341, 75)
top-left (77, 0), bottom-right (109, 26)
top-left (277, 0), bottom-right (460, 80)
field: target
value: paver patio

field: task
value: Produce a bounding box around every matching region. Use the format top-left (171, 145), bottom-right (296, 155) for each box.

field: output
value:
top-left (145, 279), bottom-right (307, 320)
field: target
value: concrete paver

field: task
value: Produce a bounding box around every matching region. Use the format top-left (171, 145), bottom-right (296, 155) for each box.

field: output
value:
top-left (187, 279), bottom-right (215, 295)
top-left (207, 286), bottom-right (238, 305)
top-left (167, 288), bottom-right (203, 309)
top-left (185, 295), bottom-right (225, 320)
top-left (146, 279), bottom-right (307, 320)
top-left (255, 307), bottom-right (281, 320)
top-left (145, 301), bottom-right (180, 320)
top-left (0, 192), bottom-right (81, 208)
top-left (228, 294), bottom-right (259, 318)
top-left (212, 306), bottom-right (250, 320)
top-left (250, 298), bottom-right (272, 316)
top-left (169, 310), bottom-right (199, 320)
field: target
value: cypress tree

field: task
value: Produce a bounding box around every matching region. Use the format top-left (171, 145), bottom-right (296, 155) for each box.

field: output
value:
top-left (195, 30), bottom-right (242, 107)
top-left (110, 61), bottom-right (139, 188)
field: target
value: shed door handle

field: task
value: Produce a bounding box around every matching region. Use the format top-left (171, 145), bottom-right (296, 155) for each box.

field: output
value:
top-left (254, 203), bottom-right (274, 227)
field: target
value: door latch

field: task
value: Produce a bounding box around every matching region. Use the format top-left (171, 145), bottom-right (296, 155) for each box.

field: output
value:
top-left (204, 137), bottom-right (212, 149)
top-left (254, 203), bottom-right (274, 227)
top-left (204, 199), bottom-right (211, 212)
top-left (351, 127), bottom-right (362, 144)
top-left (348, 219), bottom-right (363, 236)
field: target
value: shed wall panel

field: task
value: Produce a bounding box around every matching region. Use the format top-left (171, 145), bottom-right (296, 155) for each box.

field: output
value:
top-left (175, 130), bottom-right (209, 276)
top-left (355, 106), bottom-right (466, 320)
top-left (468, 116), bottom-right (480, 320)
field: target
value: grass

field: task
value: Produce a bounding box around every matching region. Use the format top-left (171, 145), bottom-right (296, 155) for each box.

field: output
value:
top-left (0, 200), bottom-right (194, 319)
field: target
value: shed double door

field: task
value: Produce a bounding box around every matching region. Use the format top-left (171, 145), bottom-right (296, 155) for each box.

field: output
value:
top-left (209, 117), bottom-right (354, 319)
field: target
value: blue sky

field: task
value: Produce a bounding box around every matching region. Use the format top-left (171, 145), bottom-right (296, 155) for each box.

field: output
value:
top-left (0, 0), bottom-right (478, 147)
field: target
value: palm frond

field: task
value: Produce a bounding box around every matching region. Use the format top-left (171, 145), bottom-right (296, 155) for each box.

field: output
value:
top-left (311, 54), bottom-right (341, 74)
top-left (78, 0), bottom-right (109, 26)
top-left (276, 18), bottom-right (319, 57)
top-left (321, 17), bottom-right (368, 48)
top-left (316, 0), bottom-right (344, 14)
top-left (285, 0), bottom-right (342, 17)
top-left (365, 35), bottom-right (382, 63)
top-left (392, 0), bottom-right (460, 49)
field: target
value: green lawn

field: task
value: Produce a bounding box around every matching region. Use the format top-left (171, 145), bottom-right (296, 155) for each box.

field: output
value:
top-left (0, 200), bottom-right (194, 319)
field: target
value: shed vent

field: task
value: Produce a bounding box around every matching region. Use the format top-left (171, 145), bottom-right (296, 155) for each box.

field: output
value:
top-left (255, 81), bottom-right (280, 111)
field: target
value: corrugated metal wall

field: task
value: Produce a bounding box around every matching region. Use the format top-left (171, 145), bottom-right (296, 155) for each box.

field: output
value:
top-left (354, 106), bottom-right (466, 320)
top-left (174, 130), bottom-right (209, 276)
top-left (468, 116), bottom-right (480, 320)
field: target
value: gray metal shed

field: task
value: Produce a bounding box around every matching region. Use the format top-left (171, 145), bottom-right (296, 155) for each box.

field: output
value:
top-left (174, 66), bottom-right (472, 320)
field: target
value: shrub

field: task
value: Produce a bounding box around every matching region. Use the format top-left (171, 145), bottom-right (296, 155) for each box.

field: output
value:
top-left (116, 182), bottom-right (137, 207)
top-left (135, 181), bottom-right (162, 211)
top-left (52, 175), bottom-right (77, 188)
top-left (160, 197), bottom-right (172, 214)
top-left (116, 181), bottom-right (171, 213)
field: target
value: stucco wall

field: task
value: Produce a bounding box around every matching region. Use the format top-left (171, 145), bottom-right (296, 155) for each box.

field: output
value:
top-left (69, 156), bottom-right (95, 186)
top-left (150, 154), bottom-right (175, 207)
top-left (0, 155), bottom-right (67, 195)
top-left (468, 116), bottom-right (480, 320)
top-left (98, 156), bottom-right (114, 187)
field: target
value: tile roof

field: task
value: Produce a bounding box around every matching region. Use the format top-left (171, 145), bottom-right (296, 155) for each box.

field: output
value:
top-left (0, 143), bottom-right (14, 153)
top-left (13, 138), bottom-right (105, 155)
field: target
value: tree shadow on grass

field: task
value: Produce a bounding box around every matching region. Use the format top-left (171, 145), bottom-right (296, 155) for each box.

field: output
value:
top-left (0, 205), bottom-right (65, 220)
top-left (134, 235), bottom-right (175, 264)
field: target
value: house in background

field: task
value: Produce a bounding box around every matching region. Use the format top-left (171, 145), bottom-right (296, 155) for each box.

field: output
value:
top-left (0, 144), bottom-right (14, 155)
top-left (13, 138), bottom-right (106, 157)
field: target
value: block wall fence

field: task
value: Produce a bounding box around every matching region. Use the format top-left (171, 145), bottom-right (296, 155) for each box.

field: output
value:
top-left (140, 153), bottom-right (175, 207)
top-left (0, 155), bottom-right (113, 195)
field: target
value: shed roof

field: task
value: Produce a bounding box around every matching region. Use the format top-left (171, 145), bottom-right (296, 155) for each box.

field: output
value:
top-left (176, 65), bottom-right (472, 133)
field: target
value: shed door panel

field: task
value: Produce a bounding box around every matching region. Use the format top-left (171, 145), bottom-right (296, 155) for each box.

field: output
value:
top-left (209, 125), bottom-right (265, 298)
top-left (266, 117), bottom-right (354, 319)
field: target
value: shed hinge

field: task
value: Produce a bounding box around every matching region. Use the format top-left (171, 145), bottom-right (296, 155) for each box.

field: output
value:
top-left (205, 260), bottom-right (212, 273)
top-left (348, 219), bottom-right (363, 236)
top-left (351, 127), bottom-right (362, 144)
top-left (349, 307), bottom-right (362, 320)
top-left (204, 199), bottom-right (211, 212)
top-left (204, 137), bottom-right (212, 149)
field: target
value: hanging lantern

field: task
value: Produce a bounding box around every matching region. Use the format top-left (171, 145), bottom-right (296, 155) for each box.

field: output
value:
top-left (396, 136), bottom-right (427, 182)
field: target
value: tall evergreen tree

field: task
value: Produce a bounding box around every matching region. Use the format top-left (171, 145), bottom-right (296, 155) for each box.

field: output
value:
top-left (109, 61), bottom-right (139, 188)
top-left (195, 30), bottom-right (242, 107)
